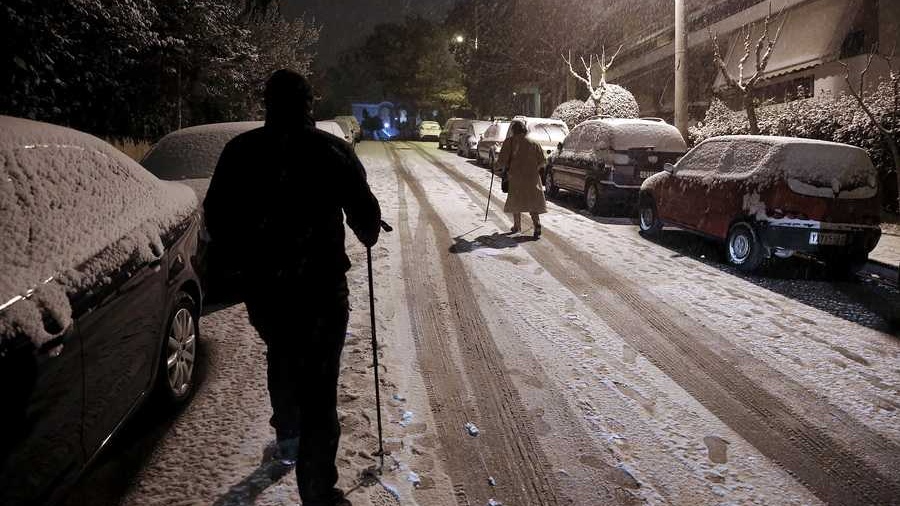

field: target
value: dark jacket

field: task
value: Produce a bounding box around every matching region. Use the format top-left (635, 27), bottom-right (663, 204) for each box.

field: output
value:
top-left (203, 124), bottom-right (381, 291)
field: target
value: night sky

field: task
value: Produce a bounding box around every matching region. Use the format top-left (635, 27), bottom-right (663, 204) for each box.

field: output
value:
top-left (284, 0), bottom-right (455, 66)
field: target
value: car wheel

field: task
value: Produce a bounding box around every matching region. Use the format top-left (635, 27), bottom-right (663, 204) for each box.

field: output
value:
top-left (638, 194), bottom-right (662, 236)
top-left (726, 222), bottom-right (764, 272)
top-left (157, 291), bottom-right (199, 404)
top-left (545, 169), bottom-right (559, 198)
top-left (585, 182), bottom-right (603, 214)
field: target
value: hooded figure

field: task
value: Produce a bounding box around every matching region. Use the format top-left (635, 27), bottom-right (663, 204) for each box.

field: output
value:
top-left (203, 69), bottom-right (381, 506)
top-left (498, 120), bottom-right (548, 237)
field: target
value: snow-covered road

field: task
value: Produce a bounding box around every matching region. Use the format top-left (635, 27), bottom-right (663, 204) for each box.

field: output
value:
top-left (76, 141), bottom-right (898, 506)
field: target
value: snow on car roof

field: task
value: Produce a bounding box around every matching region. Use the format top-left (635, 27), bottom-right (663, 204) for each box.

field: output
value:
top-left (702, 135), bottom-right (876, 187)
top-left (578, 118), bottom-right (686, 152)
top-left (142, 121), bottom-right (263, 180)
top-left (0, 115), bottom-right (197, 347)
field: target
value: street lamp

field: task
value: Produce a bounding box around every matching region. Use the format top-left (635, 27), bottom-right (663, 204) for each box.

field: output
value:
top-left (454, 34), bottom-right (465, 44)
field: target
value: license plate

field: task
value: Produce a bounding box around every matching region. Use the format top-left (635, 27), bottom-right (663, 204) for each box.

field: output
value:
top-left (809, 231), bottom-right (847, 246)
top-left (639, 170), bottom-right (657, 179)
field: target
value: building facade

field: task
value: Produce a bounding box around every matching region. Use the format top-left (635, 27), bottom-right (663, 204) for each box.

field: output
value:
top-left (598, 0), bottom-right (900, 125)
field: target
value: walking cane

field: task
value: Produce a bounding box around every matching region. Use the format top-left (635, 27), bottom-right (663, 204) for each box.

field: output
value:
top-left (367, 220), bottom-right (393, 471)
top-left (484, 166), bottom-right (495, 222)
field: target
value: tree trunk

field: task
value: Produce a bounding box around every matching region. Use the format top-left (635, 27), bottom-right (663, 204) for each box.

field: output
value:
top-left (744, 93), bottom-right (759, 135)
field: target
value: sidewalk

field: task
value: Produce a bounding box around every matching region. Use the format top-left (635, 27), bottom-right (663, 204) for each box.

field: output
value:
top-left (871, 222), bottom-right (900, 267)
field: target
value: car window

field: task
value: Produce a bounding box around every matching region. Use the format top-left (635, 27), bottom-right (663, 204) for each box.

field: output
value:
top-left (483, 125), bottom-right (497, 140)
top-left (717, 140), bottom-right (772, 174)
top-left (677, 140), bottom-right (727, 172)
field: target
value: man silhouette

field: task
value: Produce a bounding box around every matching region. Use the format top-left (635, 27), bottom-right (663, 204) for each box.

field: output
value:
top-left (204, 68), bottom-right (381, 506)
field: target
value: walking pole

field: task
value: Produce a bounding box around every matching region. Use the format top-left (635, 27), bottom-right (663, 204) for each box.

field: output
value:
top-left (367, 220), bottom-right (393, 471)
top-left (484, 166), bottom-right (495, 222)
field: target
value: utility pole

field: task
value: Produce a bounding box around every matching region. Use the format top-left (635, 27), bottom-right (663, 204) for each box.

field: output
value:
top-left (674, 0), bottom-right (688, 139)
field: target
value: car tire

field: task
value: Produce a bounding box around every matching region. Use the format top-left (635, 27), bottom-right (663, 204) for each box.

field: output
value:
top-left (585, 181), bottom-right (603, 214)
top-left (157, 291), bottom-right (199, 405)
top-left (545, 168), bottom-right (559, 198)
top-left (726, 222), bottom-right (764, 272)
top-left (638, 194), bottom-right (662, 236)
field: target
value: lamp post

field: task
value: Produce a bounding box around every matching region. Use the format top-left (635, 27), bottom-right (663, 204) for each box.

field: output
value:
top-left (674, 0), bottom-right (688, 138)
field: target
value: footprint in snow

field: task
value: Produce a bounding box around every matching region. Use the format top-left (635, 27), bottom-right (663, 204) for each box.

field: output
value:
top-left (703, 435), bottom-right (730, 464)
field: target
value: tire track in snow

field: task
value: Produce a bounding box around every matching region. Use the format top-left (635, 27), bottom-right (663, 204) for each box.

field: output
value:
top-left (404, 142), bottom-right (900, 506)
top-left (384, 143), bottom-right (561, 506)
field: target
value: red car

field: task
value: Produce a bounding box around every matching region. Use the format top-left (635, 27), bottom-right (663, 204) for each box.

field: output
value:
top-left (638, 135), bottom-right (882, 273)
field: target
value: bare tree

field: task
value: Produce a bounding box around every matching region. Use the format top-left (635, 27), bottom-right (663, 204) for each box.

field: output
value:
top-left (562, 45), bottom-right (622, 114)
top-left (841, 48), bottom-right (900, 209)
top-left (709, 3), bottom-right (786, 134)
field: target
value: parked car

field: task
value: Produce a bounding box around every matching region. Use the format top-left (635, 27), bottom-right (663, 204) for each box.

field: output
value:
top-left (439, 118), bottom-right (473, 150)
top-left (458, 120), bottom-right (492, 158)
top-left (418, 120), bottom-right (442, 141)
top-left (142, 121), bottom-right (263, 304)
top-left (509, 116), bottom-right (570, 159)
top-left (317, 120), bottom-right (352, 144)
top-left (334, 115), bottom-right (362, 141)
top-left (476, 121), bottom-right (511, 168)
top-left (638, 135), bottom-right (882, 273)
top-left (329, 117), bottom-right (357, 145)
top-left (545, 118), bottom-right (686, 214)
top-left (142, 121), bottom-right (263, 201)
top-left (0, 116), bottom-right (204, 506)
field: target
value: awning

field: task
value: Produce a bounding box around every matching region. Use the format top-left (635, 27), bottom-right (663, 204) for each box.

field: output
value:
top-left (713, 0), bottom-right (861, 90)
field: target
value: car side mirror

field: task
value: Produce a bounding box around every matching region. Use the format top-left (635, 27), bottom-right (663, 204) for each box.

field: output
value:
top-left (663, 162), bottom-right (676, 174)
top-left (557, 142), bottom-right (563, 152)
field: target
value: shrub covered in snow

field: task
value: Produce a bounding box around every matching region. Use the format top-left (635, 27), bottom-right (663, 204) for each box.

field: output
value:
top-left (585, 84), bottom-right (640, 120)
top-left (551, 85), bottom-right (640, 130)
top-left (551, 100), bottom-right (595, 130)
top-left (0, 116), bottom-right (197, 346)
top-left (690, 83), bottom-right (899, 210)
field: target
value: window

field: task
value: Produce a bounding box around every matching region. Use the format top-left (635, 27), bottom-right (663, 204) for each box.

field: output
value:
top-left (678, 141), bottom-right (727, 172)
top-left (716, 141), bottom-right (772, 174)
top-left (840, 0), bottom-right (878, 59)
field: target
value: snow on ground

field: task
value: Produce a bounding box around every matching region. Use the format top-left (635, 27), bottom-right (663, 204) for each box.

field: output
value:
top-left (120, 142), bottom-right (456, 506)
top-left (417, 143), bottom-right (899, 442)
top-left (394, 143), bottom-right (822, 505)
top-left (118, 141), bottom-right (896, 506)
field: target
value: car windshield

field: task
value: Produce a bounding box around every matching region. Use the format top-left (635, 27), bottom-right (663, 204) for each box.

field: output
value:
top-left (528, 123), bottom-right (567, 143)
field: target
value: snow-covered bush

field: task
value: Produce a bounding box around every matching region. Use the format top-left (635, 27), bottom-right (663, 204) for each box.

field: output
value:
top-left (585, 84), bottom-right (640, 119)
top-left (551, 100), bottom-right (594, 130)
top-left (551, 85), bottom-right (640, 130)
top-left (690, 83), bottom-right (899, 210)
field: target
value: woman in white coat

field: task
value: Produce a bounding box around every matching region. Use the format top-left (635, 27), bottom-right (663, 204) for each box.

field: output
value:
top-left (497, 120), bottom-right (548, 238)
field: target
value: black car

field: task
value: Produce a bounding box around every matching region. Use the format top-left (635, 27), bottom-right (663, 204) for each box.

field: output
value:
top-left (0, 116), bottom-right (204, 506)
top-left (545, 117), bottom-right (687, 214)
